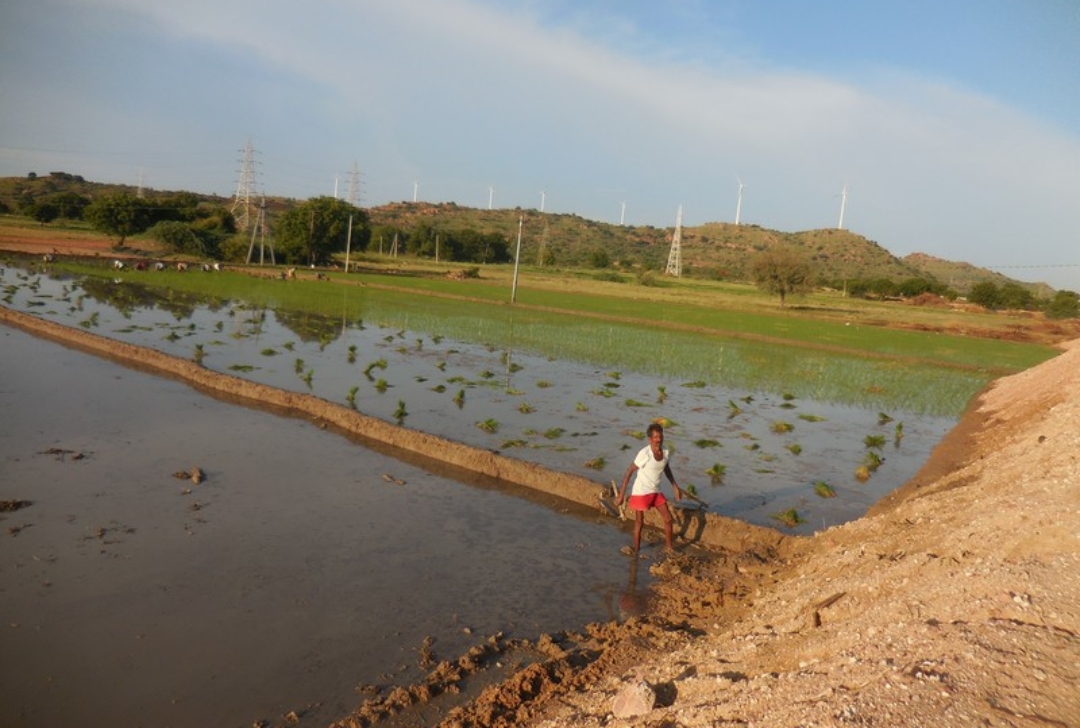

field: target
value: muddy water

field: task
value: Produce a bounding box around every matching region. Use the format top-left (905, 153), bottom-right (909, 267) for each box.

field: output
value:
top-left (0, 326), bottom-right (649, 728)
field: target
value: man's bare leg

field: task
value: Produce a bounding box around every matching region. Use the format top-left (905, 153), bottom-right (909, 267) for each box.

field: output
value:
top-left (660, 505), bottom-right (677, 552)
top-left (632, 511), bottom-right (644, 552)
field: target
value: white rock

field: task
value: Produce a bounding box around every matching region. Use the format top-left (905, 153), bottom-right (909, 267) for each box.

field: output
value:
top-left (612, 678), bottom-right (655, 718)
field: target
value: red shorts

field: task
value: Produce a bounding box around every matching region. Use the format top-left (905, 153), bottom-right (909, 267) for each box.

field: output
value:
top-left (628, 492), bottom-right (667, 511)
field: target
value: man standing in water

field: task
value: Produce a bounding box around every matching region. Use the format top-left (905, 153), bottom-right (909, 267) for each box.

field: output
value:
top-left (616, 422), bottom-right (683, 555)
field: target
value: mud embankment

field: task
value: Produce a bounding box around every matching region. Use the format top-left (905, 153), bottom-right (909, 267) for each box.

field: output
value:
top-left (1, 306), bottom-right (791, 555)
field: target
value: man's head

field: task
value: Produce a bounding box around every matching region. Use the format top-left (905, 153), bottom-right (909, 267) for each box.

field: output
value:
top-left (646, 423), bottom-right (664, 452)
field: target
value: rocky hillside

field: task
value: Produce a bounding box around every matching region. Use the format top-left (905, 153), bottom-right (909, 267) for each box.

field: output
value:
top-left (0, 174), bottom-right (1039, 292)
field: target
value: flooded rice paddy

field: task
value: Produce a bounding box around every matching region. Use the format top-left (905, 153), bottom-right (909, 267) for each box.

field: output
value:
top-left (1, 261), bottom-right (959, 534)
top-left (1, 258), bottom-right (963, 725)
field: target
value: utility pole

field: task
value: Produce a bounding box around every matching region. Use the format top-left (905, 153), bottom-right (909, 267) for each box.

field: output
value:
top-left (344, 214), bottom-right (353, 273)
top-left (511, 215), bottom-right (524, 303)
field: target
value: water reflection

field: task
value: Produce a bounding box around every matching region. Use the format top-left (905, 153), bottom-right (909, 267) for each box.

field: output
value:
top-left (0, 325), bottom-right (642, 728)
top-left (617, 557), bottom-right (652, 621)
top-left (1, 258), bottom-right (959, 535)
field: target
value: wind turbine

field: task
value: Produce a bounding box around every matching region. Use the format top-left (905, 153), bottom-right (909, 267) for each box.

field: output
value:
top-left (620, 201), bottom-right (626, 226)
top-left (734, 176), bottom-right (745, 226)
top-left (837, 183), bottom-right (848, 230)
top-left (413, 181), bottom-right (419, 203)
top-left (488, 186), bottom-right (494, 210)
top-left (540, 190), bottom-right (546, 213)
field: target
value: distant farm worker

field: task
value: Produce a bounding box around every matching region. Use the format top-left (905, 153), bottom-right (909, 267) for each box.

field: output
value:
top-left (616, 423), bottom-right (683, 555)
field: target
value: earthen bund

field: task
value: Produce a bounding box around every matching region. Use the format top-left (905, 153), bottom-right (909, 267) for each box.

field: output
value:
top-left (2, 305), bottom-right (792, 555)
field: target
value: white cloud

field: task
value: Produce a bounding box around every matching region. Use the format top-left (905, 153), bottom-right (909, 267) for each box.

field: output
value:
top-left (10, 0), bottom-right (1080, 288)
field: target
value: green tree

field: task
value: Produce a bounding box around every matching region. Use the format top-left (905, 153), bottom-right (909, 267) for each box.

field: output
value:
top-left (31, 201), bottom-right (60, 225)
top-left (148, 220), bottom-right (226, 258)
top-left (455, 229), bottom-right (510, 263)
top-left (968, 281), bottom-right (1001, 310)
top-left (275, 197), bottom-right (368, 265)
top-left (1045, 290), bottom-right (1079, 320)
top-left (588, 246), bottom-right (611, 269)
top-left (998, 282), bottom-right (1035, 310)
top-left (868, 278), bottom-right (899, 301)
top-left (85, 194), bottom-right (153, 246)
top-left (370, 225), bottom-right (404, 255)
top-left (48, 191), bottom-right (90, 219)
top-left (407, 221), bottom-right (439, 257)
top-left (750, 246), bottom-right (814, 306)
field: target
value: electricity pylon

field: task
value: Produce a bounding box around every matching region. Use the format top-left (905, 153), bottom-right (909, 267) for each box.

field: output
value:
top-left (346, 161), bottom-right (362, 207)
top-left (245, 195), bottom-right (275, 265)
top-left (231, 139), bottom-right (258, 233)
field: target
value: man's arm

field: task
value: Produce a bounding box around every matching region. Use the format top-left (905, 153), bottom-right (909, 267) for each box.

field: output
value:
top-left (616, 463), bottom-right (638, 504)
top-left (664, 464), bottom-right (683, 500)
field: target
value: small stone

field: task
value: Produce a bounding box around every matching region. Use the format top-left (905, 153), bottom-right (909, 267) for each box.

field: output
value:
top-left (612, 677), bottom-right (655, 718)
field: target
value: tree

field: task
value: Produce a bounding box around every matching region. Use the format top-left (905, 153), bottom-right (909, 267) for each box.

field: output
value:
top-left (1045, 290), bottom-right (1079, 320)
top-left (49, 191), bottom-right (90, 219)
top-left (275, 197), bottom-right (368, 265)
top-left (750, 246), bottom-right (814, 306)
top-left (588, 247), bottom-right (611, 269)
top-left (31, 202), bottom-right (60, 225)
top-left (968, 281), bottom-right (1001, 310)
top-left (998, 282), bottom-right (1035, 311)
top-left (85, 194), bottom-right (153, 246)
top-left (148, 220), bottom-right (227, 258)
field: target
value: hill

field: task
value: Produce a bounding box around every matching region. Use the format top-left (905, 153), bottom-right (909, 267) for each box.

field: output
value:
top-left (903, 251), bottom-right (1054, 298)
top-left (0, 174), bottom-right (1044, 293)
top-left (364, 202), bottom-right (1040, 293)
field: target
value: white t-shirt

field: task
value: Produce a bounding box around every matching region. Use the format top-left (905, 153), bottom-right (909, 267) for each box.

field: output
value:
top-left (631, 445), bottom-right (670, 496)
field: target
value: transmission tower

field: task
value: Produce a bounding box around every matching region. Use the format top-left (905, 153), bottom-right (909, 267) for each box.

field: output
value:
top-left (665, 205), bottom-right (683, 277)
top-left (245, 195), bottom-right (276, 265)
top-left (232, 139), bottom-right (259, 233)
top-left (346, 161), bottom-right (362, 207)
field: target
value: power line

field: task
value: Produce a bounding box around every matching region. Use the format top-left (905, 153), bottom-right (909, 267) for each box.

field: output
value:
top-left (985, 263), bottom-right (1080, 270)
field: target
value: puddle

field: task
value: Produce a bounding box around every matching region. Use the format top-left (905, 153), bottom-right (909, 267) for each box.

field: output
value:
top-left (0, 326), bottom-right (650, 727)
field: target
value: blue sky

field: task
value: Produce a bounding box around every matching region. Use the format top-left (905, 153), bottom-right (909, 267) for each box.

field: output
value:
top-left (2, 0), bottom-right (1078, 289)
